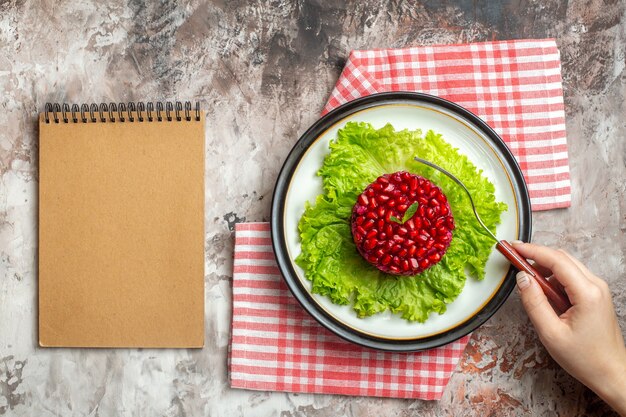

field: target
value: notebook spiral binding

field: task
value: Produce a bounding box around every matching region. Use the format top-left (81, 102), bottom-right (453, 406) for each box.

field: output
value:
top-left (43, 101), bottom-right (201, 124)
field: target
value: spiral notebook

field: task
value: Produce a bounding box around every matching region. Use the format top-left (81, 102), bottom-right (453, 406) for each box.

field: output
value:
top-left (38, 101), bottom-right (205, 348)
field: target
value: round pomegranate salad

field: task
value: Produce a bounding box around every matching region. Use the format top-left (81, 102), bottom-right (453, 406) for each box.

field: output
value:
top-left (351, 171), bottom-right (455, 275)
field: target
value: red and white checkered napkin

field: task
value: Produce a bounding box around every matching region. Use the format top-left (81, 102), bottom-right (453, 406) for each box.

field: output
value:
top-left (325, 39), bottom-right (571, 210)
top-left (229, 223), bottom-right (470, 400)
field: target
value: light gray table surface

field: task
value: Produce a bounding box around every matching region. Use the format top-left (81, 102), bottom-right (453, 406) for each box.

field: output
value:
top-left (1, 1), bottom-right (624, 416)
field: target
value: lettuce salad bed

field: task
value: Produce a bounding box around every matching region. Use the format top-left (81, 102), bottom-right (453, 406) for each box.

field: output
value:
top-left (295, 122), bottom-right (507, 322)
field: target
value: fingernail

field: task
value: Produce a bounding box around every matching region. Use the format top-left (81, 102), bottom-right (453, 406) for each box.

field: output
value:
top-left (516, 271), bottom-right (530, 290)
top-left (511, 240), bottom-right (524, 245)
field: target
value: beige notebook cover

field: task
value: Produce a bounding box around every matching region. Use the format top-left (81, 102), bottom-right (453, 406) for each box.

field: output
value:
top-left (38, 102), bottom-right (204, 347)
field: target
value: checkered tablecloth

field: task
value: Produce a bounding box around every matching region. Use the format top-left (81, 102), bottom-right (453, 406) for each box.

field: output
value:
top-left (324, 39), bottom-right (571, 210)
top-left (229, 223), bottom-right (471, 400)
top-left (229, 39), bottom-right (571, 400)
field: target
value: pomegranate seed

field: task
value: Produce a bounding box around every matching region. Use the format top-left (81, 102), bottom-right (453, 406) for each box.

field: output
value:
top-left (393, 235), bottom-right (404, 244)
top-left (364, 239), bottom-right (378, 250)
top-left (401, 259), bottom-right (409, 271)
top-left (446, 216), bottom-right (455, 229)
top-left (351, 171), bottom-right (454, 275)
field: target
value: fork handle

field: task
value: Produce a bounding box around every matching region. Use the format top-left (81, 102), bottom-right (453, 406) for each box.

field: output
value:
top-left (497, 240), bottom-right (572, 315)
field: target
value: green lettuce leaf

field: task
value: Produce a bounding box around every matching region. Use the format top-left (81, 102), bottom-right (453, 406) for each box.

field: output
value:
top-left (295, 122), bottom-right (507, 322)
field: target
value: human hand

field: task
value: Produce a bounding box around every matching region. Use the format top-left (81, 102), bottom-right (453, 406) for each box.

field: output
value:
top-left (512, 242), bottom-right (626, 415)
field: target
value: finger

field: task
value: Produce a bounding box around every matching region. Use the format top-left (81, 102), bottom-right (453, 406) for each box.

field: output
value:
top-left (511, 242), bottom-right (592, 303)
top-left (516, 271), bottom-right (563, 335)
top-left (512, 242), bottom-right (584, 284)
top-left (529, 261), bottom-right (553, 278)
top-left (511, 241), bottom-right (552, 276)
top-left (559, 250), bottom-right (605, 286)
top-left (546, 274), bottom-right (566, 294)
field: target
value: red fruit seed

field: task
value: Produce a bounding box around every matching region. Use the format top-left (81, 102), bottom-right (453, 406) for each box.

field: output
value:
top-left (351, 171), bottom-right (455, 276)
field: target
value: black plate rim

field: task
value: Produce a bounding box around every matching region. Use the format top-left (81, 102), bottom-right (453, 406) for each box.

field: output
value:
top-left (270, 91), bottom-right (532, 352)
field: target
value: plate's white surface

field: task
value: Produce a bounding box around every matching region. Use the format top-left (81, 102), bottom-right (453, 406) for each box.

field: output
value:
top-left (283, 103), bottom-right (518, 340)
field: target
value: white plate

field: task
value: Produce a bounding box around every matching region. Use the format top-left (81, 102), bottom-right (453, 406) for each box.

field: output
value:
top-left (271, 93), bottom-right (531, 351)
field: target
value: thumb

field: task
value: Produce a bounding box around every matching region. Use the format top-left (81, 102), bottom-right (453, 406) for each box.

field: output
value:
top-left (516, 271), bottom-right (562, 334)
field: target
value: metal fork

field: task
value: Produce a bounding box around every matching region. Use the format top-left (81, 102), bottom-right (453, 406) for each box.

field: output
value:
top-left (414, 156), bottom-right (571, 314)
